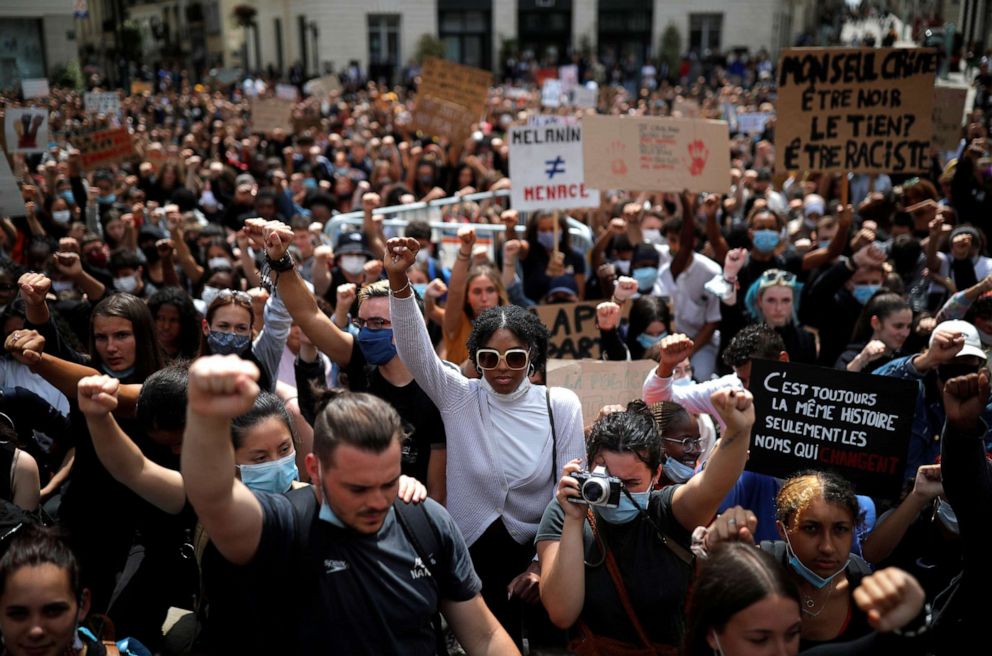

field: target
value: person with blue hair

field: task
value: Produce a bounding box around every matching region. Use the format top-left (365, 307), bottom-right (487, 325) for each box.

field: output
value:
top-left (743, 269), bottom-right (817, 364)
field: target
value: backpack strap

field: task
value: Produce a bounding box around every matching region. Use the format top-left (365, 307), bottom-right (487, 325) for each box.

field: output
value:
top-left (546, 387), bottom-right (558, 483)
top-left (393, 500), bottom-right (446, 656)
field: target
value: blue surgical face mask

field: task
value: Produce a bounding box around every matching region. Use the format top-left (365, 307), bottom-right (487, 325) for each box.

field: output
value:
top-left (101, 363), bottom-right (135, 379)
top-left (782, 526), bottom-right (848, 589)
top-left (537, 230), bottom-right (557, 250)
top-left (97, 193), bottom-right (117, 205)
top-left (663, 457), bottom-right (695, 483)
top-left (358, 327), bottom-right (397, 365)
top-left (632, 267), bottom-right (658, 291)
top-left (52, 209), bottom-right (72, 224)
top-left (752, 229), bottom-right (781, 253)
top-left (317, 465), bottom-right (348, 528)
top-left (598, 487), bottom-right (652, 525)
top-left (208, 331), bottom-right (251, 356)
top-left (852, 284), bottom-right (881, 305)
top-left (673, 376), bottom-right (694, 387)
top-left (818, 240), bottom-right (831, 250)
top-left (59, 191), bottom-right (75, 205)
top-left (303, 178), bottom-right (318, 190)
top-left (239, 451), bottom-right (298, 494)
top-left (636, 331), bottom-right (666, 350)
top-left (412, 283), bottom-right (428, 298)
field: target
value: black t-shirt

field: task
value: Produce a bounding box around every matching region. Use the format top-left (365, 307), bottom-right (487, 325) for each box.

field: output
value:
top-left (535, 485), bottom-right (693, 646)
top-left (522, 244), bottom-right (587, 303)
top-left (244, 490), bottom-right (480, 653)
top-left (343, 340), bottom-right (446, 482)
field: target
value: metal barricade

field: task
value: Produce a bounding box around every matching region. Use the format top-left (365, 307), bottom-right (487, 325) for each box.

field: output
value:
top-left (322, 189), bottom-right (594, 263)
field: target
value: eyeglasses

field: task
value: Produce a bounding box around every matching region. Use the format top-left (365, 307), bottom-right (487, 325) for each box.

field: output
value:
top-left (663, 437), bottom-right (703, 452)
top-left (216, 289), bottom-right (251, 304)
top-left (352, 317), bottom-right (392, 330)
top-left (758, 269), bottom-right (796, 288)
top-left (476, 348), bottom-right (530, 371)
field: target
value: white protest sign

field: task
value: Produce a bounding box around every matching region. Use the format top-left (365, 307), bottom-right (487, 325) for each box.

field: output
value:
top-left (0, 153), bottom-right (24, 218)
top-left (276, 84), bottom-right (300, 102)
top-left (738, 112), bottom-right (771, 135)
top-left (4, 108), bottom-right (49, 154)
top-left (566, 86), bottom-right (597, 109)
top-left (84, 92), bottom-right (121, 115)
top-left (509, 118), bottom-right (600, 211)
top-left (559, 65), bottom-right (579, 92)
top-left (21, 79), bottom-right (49, 99)
top-left (541, 79), bottom-right (563, 108)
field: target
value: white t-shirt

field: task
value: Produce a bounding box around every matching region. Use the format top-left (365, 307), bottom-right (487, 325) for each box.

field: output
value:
top-left (658, 253), bottom-right (722, 338)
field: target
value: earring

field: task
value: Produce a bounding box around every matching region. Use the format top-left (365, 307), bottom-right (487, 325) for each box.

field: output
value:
top-left (529, 363), bottom-right (536, 376)
top-left (476, 365), bottom-right (483, 375)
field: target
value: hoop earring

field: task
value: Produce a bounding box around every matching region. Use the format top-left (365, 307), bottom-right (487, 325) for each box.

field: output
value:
top-left (528, 363), bottom-right (536, 376)
top-left (476, 365), bottom-right (483, 375)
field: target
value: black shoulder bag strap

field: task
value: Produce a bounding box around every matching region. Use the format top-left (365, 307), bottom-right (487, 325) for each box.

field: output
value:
top-left (394, 501), bottom-right (447, 656)
top-left (546, 387), bottom-right (558, 483)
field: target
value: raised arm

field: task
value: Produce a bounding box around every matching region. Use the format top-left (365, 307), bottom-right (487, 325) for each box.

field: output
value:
top-left (703, 194), bottom-right (729, 264)
top-left (803, 203), bottom-right (853, 271)
top-left (443, 226), bottom-right (475, 342)
top-left (247, 219), bottom-right (355, 367)
top-left (361, 193), bottom-right (387, 260)
top-left (78, 375), bottom-right (186, 515)
top-left (862, 464), bottom-right (942, 564)
top-left (181, 355), bottom-right (265, 566)
top-left (671, 388), bottom-right (754, 531)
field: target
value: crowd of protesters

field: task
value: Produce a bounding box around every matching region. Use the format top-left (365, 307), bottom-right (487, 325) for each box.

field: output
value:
top-left (0, 33), bottom-right (988, 655)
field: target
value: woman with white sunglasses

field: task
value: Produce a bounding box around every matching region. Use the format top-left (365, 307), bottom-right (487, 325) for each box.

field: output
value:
top-left (384, 236), bottom-right (585, 649)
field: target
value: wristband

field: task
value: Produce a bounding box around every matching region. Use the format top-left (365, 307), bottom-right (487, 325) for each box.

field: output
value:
top-left (266, 253), bottom-right (294, 272)
top-left (391, 281), bottom-right (411, 296)
top-left (893, 603), bottom-right (932, 638)
top-left (457, 250), bottom-right (471, 260)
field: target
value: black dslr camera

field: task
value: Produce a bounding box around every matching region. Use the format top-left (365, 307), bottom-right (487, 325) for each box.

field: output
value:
top-left (569, 466), bottom-right (623, 508)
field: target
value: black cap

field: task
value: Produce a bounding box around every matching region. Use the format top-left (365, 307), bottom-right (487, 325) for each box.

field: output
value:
top-left (335, 231), bottom-right (372, 257)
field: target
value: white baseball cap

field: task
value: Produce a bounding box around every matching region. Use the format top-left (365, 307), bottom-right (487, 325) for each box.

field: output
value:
top-left (931, 320), bottom-right (987, 361)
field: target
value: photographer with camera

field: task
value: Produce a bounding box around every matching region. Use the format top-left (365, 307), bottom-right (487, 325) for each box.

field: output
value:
top-left (535, 390), bottom-right (755, 655)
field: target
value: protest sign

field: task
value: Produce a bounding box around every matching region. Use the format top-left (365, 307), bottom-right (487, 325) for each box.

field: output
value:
top-left (412, 57), bottom-right (490, 140)
top-left (4, 108), bottom-right (49, 154)
top-left (276, 84), bottom-right (300, 102)
top-left (559, 65), bottom-right (579, 91)
top-left (532, 301), bottom-right (628, 360)
top-left (534, 67), bottom-right (558, 87)
top-left (747, 359), bottom-right (916, 500)
top-left (74, 127), bottom-right (135, 170)
top-left (776, 47), bottom-right (937, 174)
top-left (303, 75), bottom-right (341, 96)
top-left (212, 68), bottom-right (242, 85)
top-left (932, 85), bottom-right (968, 153)
top-left (509, 119), bottom-right (599, 211)
top-left (130, 81), bottom-right (153, 95)
top-left (249, 98), bottom-right (293, 133)
top-left (541, 79), bottom-right (563, 108)
top-left (738, 112), bottom-right (771, 135)
top-left (547, 359), bottom-right (657, 424)
top-left (0, 153), bottom-right (25, 218)
top-left (566, 86), bottom-right (597, 109)
top-left (583, 114), bottom-right (730, 193)
top-left (21, 79), bottom-right (49, 99)
top-left (84, 92), bottom-right (121, 115)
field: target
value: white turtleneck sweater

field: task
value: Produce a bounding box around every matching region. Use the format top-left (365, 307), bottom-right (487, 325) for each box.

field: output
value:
top-left (390, 292), bottom-right (585, 547)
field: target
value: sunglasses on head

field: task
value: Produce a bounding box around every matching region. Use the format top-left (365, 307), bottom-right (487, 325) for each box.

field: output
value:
top-left (216, 289), bottom-right (251, 304)
top-left (476, 348), bottom-right (530, 371)
top-left (759, 269), bottom-right (796, 287)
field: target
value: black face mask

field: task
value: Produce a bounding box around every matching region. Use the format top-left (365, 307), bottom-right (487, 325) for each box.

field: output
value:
top-left (937, 362), bottom-right (982, 382)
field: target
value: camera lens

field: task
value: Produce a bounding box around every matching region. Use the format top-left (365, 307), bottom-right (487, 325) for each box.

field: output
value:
top-left (582, 479), bottom-right (608, 503)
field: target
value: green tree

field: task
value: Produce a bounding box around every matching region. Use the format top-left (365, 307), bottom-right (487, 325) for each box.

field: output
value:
top-left (659, 23), bottom-right (681, 80)
top-left (415, 34), bottom-right (446, 64)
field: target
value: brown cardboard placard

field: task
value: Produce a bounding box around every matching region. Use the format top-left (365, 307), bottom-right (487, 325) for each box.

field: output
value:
top-left (776, 47), bottom-right (937, 174)
top-left (547, 358), bottom-right (657, 424)
top-left (582, 114), bottom-right (730, 193)
top-left (249, 97), bottom-right (294, 133)
top-left (74, 127), bottom-right (135, 170)
top-left (932, 85), bottom-right (969, 153)
top-left (412, 57), bottom-right (490, 140)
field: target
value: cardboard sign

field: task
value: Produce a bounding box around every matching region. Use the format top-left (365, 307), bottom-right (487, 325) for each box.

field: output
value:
top-left (0, 153), bottom-right (25, 218)
top-left (776, 47), bottom-right (937, 173)
top-left (532, 302), bottom-right (608, 360)
top-left (412, 57), bottom-right (490, 140)
top-left (213, 68), bottom-right (241, 85)
top-left (303, 75), bottom-right (341, 96)
top-left (276, 84), bottom-right (299, 102)
top-left (559, 65), bottom-right (579, 91)
top-left (933, 85), bottom-right (969, 153)
top-left (74, 127), bottom-right (135, 170)
top-left (583, 114), bottom-right (730, 193)
top-left (738, 112), bottom-right (771, 135)
top-left (21, 78), bottom-right (49, 99)
top-left (748, 360), bottom-right (917, 500)
top-left (541, 79), bottom-right (563, 108)
top-left (4, 108), bottom-right (49, 154)
top-left (566, 86), bottom-right (597, 109)
top-left (547, 359), bottom-right (657, 424)
top-left (84, 92), bottom-right (121, 115)
top-left (509, 119), bottom-right (599, 211)
top-left (249, 98), bottom-right (293, 133)
top-left (130, 81), bottom-right (153, 95)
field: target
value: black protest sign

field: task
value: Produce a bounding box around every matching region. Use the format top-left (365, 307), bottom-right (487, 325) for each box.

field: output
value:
top-left (747, 359), bottom-right (917, 500)
top-left (532, 302), bottom-right (604, 360)
top-left (776, 47), bottom-right (937, 174)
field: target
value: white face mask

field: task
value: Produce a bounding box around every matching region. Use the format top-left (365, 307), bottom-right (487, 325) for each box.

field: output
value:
top-left (340, 254), bottom-right (367, 275)
top-left (207, 256), bottom-right (233, 271)
top-left (113, 275), bottom-right (139, 293)
top-left (52, 280), bottom-right (75, 293)
top-left (52, 209), bottom-right (72, 224)
top-left (415, 249), bottom-right (430, 264)
top-left (642, 228), bottom-right (662, 244)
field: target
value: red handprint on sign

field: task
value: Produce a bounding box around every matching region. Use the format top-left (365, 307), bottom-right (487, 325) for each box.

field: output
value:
top-left (611, 159), bottom-right (628, 175)
top-left (687, 140), bottom-right (709, 177)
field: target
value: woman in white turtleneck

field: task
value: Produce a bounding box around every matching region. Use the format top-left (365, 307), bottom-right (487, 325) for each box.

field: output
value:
top-left (385, 236), bottom-right (585, 647)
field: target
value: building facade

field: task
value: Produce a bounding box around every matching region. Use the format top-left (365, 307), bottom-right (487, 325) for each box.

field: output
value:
top-left (0, 0), bottom-right (80, 90)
